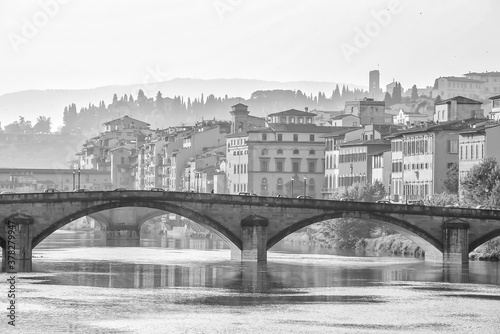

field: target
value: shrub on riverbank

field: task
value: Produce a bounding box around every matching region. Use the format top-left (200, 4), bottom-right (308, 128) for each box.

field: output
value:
top-left (469, 236), bottom-right (500, 261)
top-left (355, 234), bottom-right (424, 257)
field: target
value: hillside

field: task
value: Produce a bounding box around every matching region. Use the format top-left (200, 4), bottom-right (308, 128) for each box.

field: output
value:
top-left (0, 78), bottom-right (363, 129)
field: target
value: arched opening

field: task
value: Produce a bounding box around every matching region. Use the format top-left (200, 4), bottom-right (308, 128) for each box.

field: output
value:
top-left (267, 212), bottom-right (443, 260)
top-left (32, 202), bottom-right (241, 251)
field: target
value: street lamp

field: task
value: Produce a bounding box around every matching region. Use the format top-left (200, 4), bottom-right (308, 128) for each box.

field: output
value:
top-left (77, 166), bottom-right (81, 190)
top-left (303, 175), bottom-right (307, 197)
top-left (188, 171), bottom-right (191, 191)
top-left (291, 176), bottom-right (294, 197)
top-left (72, 169), bottom-right (76, 190)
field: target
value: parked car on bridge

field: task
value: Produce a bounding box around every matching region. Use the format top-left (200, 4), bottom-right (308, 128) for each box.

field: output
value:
top-left (277, 194), bottom-right (288, 198)
top-left (339, 197), bottom-right (355, 201)
top-left (238, 192), bottom-right (258, 196)
top-left (407, 200), bottom-right (424, 206)
top-left (112, 188), bottom-right (128, 191)
top-left (44, 188), bottom-right (61, 193)
top-left (376, 199), bottom-right (392, 204)
top-left (74, 188), bottom-right (91, 192)
top-left (0, 191), bottom-right (17, 194)
top-left (150, 188), bottom-right (164, 191)
top-left (297, 195), bottom-right (313, 199)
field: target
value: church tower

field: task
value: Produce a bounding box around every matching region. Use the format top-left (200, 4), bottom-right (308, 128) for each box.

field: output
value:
top-left (230, 103), bottom-right (250, 134)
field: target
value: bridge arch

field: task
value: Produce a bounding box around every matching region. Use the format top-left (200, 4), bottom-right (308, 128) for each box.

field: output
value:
top-left (32, 201), bottom-right (242, 250)
top-left (469, 228), bottom-right (500, 252)
top-left (267, 211), bottom-right (444, 256)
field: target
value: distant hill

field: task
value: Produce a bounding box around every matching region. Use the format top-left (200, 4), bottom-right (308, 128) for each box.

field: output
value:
top-left (0, 78), bottom-right (364, 129)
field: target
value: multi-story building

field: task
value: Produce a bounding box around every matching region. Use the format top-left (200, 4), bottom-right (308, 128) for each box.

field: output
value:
top-left (489, 94), bottom-right (500, 120)
top-left (387, 119), bottom-right (485, 202)
top-left (77, 115), bottom-right (153, 188)
top-left (434, 96), bottom-right (484, 122)
top-left (343, 98), bottom-right (391, 125)
top-left (246, 123), bottom-right (330, 198)
top-left (457, 122), bottom-right (500, 197)
top-left (322, 127), bottom-right (362, 198)
top-left (161, 120), bottom-right (231, 192)
top-left (393, 108), bottom-right (429, 126)
top-left (432, 77), bottom-right (484, 100)
top-left (330, 114), bottom-right (360, 127)
top-left (463, 71), bottom-right (500, 96)
top-left (338, 139), bottom-right (391, 188)
top-left (370, 148), bottom-right (392, 194)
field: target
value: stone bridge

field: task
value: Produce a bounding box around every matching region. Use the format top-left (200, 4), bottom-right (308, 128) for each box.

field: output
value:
top-left (1, 191), bottom-right (500, 272)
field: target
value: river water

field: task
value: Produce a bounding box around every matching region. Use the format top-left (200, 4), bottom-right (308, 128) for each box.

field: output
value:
top-left (1, 231), bottom-right (499, 333)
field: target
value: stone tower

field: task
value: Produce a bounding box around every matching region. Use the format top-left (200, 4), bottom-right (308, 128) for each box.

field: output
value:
top-left (230, 103), bottom-right (250, 134)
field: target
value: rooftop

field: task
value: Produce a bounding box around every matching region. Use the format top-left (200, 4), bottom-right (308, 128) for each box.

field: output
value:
top-left (435, 95), bottom-right (482, 105)
top-left (439, 76), bottom-right (484, 83)
top-left (339, 139), bottom-right (390, 147)
top-left (267, 109), bottom-right (317, 117)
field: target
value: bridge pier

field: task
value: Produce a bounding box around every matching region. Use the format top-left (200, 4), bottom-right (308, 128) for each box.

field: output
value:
top-left (105, 228), bottom-right (140, 247)
top-left (240, 215), bottom-right (268, 262)
top-left (2, 214), bottom-right (33, 272)
top-left (442, 221), bottom-right (469, 265)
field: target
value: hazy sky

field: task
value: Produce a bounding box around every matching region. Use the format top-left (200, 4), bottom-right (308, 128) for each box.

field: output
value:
top-left (0, 0), bottom-right (498, 96)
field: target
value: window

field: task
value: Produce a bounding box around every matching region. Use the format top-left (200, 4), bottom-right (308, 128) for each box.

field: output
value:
top-left (309, 150), bottom-right (315, 155)
top-left (278, 134), bottom-right (283, 141)
top-left (290, 117), bottom-right (296, 123)
top-left (293, 162), bottom-right (299, 173)
top-left (261, 178), bottom-right (268, 191)
top-left (298, 117), bottom-right (304, 123)
top-left (308, 178), bottom-right (315, 191)
top-left (310, 134), bottom-right (315, 141)
top-left (121, 157), bottom-right (125, 164)
top-left (260, 160), bottom-right (268, 172)
top-left (293, 149), bottom-right (299, 154)
top-left (448, 139), bottom-right (459, 154)
top-left (277, 178), bottom-right (283, 190)
top-left (280, 117), bottom-right (286, 123)
top-left (262, 134), bottom-right (267, 141)
top-left (293, 134), bottom-right (299, 142)
top-left (276, 161), bottom-right (283, 172)
top-left (261, 148), bottom-right (268, 155)
top-left (277, 149), bottom-right (283, 154)
top-left (308, 162), bottom-right (315, 173)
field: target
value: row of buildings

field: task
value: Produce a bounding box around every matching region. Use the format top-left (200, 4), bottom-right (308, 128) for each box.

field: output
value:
top-left (65, 92), bottom-right (500, 203)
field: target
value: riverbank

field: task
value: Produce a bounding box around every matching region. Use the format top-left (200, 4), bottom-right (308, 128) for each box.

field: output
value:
top-left (283, 231), bottom-right (500, 261)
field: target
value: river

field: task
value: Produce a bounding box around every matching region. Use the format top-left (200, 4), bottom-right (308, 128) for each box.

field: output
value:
top-left (1, 230), bottom-right (499, 333)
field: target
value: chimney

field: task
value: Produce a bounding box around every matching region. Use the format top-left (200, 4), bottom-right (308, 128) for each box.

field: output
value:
top-left (305, 107), bottom-right (309, 112)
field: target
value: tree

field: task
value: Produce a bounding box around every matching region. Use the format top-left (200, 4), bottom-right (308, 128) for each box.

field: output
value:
top-left (461, 157), bottom-right (500, 207)
top-left (435, 95), bottom-right (442, 104)
top-left (384, 92), bottom-right (392, 106)
top-left (392, 82), bottom-right (402, 104)
top-left (340, 181), bottom-right (386, 202)
top-left (442, 162), bottom-right (459, 193)
top-left (313, 181), bottom-right (387, 248)
top-left (411, 84), bottom-right (419, 101)
top-left (33, 116), bottom-right (51, 133)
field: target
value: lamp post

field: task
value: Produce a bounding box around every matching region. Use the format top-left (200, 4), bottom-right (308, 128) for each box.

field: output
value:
top-left (291, 176), bottom-right (294, 197)
top-left (77, 166), bottom-right (81, 190)
top-left (72, 169), bottom-right (76, 190)
top-left (349, 164), bottom-right (353, 187)
top-left (303, 175), bottom-right (307, 197)
top-left (188, 171), bottom-right (191, 191)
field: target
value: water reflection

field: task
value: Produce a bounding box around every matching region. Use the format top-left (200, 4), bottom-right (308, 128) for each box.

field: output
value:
top-left (27, 231), bottom-right (500, 291)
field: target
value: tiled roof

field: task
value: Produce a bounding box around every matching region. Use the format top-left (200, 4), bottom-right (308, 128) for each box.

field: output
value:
top-left (464, 71), bottom-right (500, 76)
top-left (339, 139), bottom-right (390, 147)
top-left (267, 109), bottom-right (317, 117)
top-left (387, 118), bottom-right (488, 138)
top-left (331, 114), bottom-right (359, 120)
top-left (440, 76), bottom-right (484, 83)
top-left (320, 127), bottom-right (361, 138)
top-left (489, 95), bottom-right (500, 100)
top-left (435, 96), bottom-right (482, 105)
